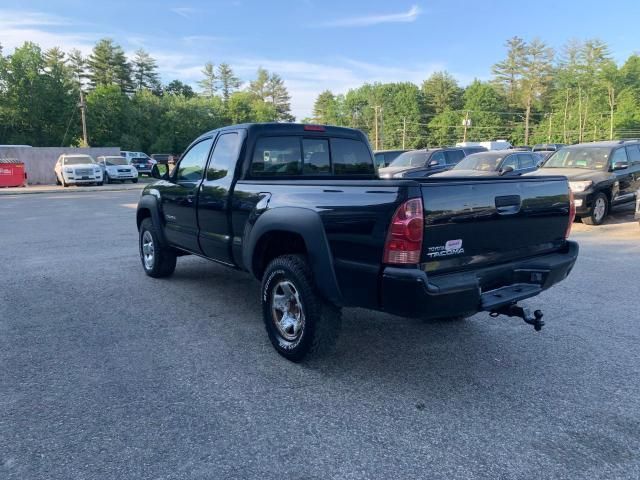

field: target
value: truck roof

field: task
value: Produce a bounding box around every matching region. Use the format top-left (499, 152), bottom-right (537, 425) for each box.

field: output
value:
top-left (195, 123), bottom-right (366, 143)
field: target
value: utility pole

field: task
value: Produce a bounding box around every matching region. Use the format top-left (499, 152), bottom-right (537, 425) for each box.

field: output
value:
top-left (547, 112), bottom-right (552, 143)
top-left (79, 89), bottom-right (88, 147)
top-left (462, 110), bottom-right (470, 142)
top-left (402, 117), bottom-right (407, 150)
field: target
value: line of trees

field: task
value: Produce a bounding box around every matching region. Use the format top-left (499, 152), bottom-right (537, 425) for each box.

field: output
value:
top-left (309, 37), bottom-right (640, 149)
top-left (0, 39), bottom-right (294, 153)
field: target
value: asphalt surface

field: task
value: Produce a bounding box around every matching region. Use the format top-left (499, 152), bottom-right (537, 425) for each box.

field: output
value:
top-left (1, 191), bottom-right (639, 479)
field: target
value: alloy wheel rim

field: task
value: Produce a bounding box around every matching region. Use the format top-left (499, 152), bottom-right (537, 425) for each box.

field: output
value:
top-left (142, 230), bottom-right (154, 270)
top-left (594, 198), bottom-right (606, 222)
top-left (271, 280), bottom-right (305, 342)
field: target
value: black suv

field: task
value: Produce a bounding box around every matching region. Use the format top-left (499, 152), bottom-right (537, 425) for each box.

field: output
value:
top-left (377, 146), bottom-right (486, 179)
top-left (528, 140), bottom-right (640, 225)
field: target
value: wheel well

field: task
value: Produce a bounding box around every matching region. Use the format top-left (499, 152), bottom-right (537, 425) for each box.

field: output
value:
top-left (252, 230), bottom-right (307, 280)
top-left (137, 208), bottom-right (151, 229)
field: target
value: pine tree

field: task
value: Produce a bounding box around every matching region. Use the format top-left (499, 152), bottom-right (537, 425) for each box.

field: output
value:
top-left (87, 38), bottom-right (132, 92)
top-left (265, 73), bottom-right (294, 122)
top-left (198, 61), bottom-right (216, 97)
top-left (248, 67), bottom-right (270, 101)
top-left (492, 36), bottom-right (527, 108)
top-left (165, 79), bottom-right (195, 98)
top-left (67, 48), bottom-right (87, 88)
top-left (421, 71), bottom-right (463, 114)
top-left (131, 49), bottom-right (160, 91)
top-left (216, 63), bottom-right (241, 102)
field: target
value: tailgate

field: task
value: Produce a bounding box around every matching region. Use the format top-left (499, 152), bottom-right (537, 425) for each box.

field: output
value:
top-left (420, 176), bottom-right (571, 274)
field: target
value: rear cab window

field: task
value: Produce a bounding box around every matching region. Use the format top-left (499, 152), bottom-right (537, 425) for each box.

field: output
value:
top-left (250, 135), bottom-right (374, 177)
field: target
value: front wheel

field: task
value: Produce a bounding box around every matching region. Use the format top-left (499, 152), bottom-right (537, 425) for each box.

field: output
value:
top-left (261, 255), bottom-right (341, 361)
top-left (582, 192), bottom-right (608, 226)
top-left (132, 178), bottom-right (139, 183)
top-left (139, 218), bottom-right (176, 278)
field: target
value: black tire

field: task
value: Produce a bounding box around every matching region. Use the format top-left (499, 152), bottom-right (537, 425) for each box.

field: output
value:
top-left (97, 182), bottom-right (103, 186)
top-left (132, 178), bottom-right (139, 183)
top-left (55, 174), bottom-right (61, 186)
top-left (104, 174), bottom-right (110, 184)
top-left (139, 218), bottom-right (176, 278)
top-left (261, 255), bottom-right (341, 362)
top-left (582, 192), bottom-right (608, 226)
top-left (62, 177), bottom-right (69, 187)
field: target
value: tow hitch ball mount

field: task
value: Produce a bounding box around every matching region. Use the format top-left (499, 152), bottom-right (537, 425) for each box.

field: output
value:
top-left (490, 304), bottom-right (545, 331)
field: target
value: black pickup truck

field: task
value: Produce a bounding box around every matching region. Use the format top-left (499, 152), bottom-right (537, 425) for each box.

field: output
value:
top-left (136, 123), bottom-right (579, 361)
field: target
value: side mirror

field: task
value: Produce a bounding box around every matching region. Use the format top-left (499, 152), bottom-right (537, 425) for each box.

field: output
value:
top-left (151, 163), bottom-right (169, 180)
top-left (612, 161), bottom-right (629, 171)
top-left (428, 159), bottom-right (439, 168)
top-left (500, 165), bottom-right (515, 176)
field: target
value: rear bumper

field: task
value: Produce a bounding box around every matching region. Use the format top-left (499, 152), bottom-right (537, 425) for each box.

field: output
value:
top-left (380, 241), bottom-right (579, 319)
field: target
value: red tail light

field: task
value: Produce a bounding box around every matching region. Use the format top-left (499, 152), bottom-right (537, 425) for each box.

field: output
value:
top-left (565, 189), bottom-right (576, 239)
top-left (383, 198), bottom-right (424, 264)
top-left (303, 124), bottom-right (325, 132)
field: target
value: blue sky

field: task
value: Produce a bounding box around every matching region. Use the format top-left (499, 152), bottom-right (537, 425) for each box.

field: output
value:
top-left (1, 0), bottom-right (639, 118)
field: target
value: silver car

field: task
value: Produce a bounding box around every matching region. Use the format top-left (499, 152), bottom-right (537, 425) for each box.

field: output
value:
top-left (96, 156), bottom-right (139, 183)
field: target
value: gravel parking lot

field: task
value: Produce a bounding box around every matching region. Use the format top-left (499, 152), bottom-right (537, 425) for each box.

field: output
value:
top-left (1, 191), bottom-right (639, 479)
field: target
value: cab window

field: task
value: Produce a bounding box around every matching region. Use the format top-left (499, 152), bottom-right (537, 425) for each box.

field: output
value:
top-left (429, 151), bottom-right (445, 166)
top-left (176, 138), bottom-right (213, 182)
top-left (502, 155), bottom-right (518, 170)
top-left (610, 148), bottom-right (628, 168)
top-left (625, 145), bottom-right (640, 164)
top-left (518, 153), bottom-right (535, 169)
top-left (207, 133), bottom-right (241, 180)
top-left (444, 149), bottom-right (465, 165)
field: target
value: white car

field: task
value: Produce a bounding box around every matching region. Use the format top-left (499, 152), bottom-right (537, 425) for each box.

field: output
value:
top-left (54, 154), bottom-right (103, 187)
top-left (96, 156), bottom-right (139, 183)
top-left (120, 151), bottom-right (154, 164)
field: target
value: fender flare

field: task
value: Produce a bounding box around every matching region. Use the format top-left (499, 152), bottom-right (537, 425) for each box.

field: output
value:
top-left (244, 207), bottom-right (343, 306)
top-left (137, 192), bottom-right (168, 246)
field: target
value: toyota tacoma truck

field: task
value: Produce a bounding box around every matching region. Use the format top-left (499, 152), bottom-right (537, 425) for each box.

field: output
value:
top-left (136, 123), bottom-right (579, 361)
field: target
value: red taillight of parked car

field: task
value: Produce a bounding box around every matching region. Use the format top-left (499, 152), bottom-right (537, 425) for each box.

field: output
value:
top-left (383, 198), bottom-right (424, 264)
top-left (565, 189), bottom-right (576, 239)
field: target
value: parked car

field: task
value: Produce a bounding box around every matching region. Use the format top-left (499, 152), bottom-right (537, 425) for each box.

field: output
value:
top-left (130, 157), bottom-right (154, 176)
top-left (121, 151), bottom-right (154, 164)
top-left (136, 122), bottom-right (578, 361)
top-left (532, 143), bottom-right (566, 153)
top-left (151, 153), bottom-right (172, 165)
top-left (374, 149), bottom-right (409, 168)
top-left (54, 154), bottom-right (103, 187)
top-left (378, 146), bottom-right (486, 178)
top-left (96, 156), bottom-right (138, 183)
top-left (456, 140), bottom-right (512, 151)
top-left (431, 150), bottom-right (539, 177)
top-left (527, 140), bottom-right (640, 225)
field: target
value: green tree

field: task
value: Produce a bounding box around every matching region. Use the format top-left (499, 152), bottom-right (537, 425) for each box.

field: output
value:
top-left (131, 49), bottom-right (160, 91)
top-left (87, 39), bottom-right (133, 92)
top-left (492, 36), bottom-right (527, 107)
top-left (85, 84), bottom-right (131, 146)
top-left (248, 67), bottom-right (270, 100)
top-left (164, 79), bottom-right (195, 98)
top-left (462, 80), bottom-right (509, 142)
top-left (520, 39), bottom-right (554, 144)
top-left (312, 90), bottom-right (342, 125)
top-left (265, 73), bottom-right (294, 122)
top-left (421, 71), bottom-right (463, 114)
top-left (216, 63), bottom-right (241, 102)
top-left (198, 61), bottom-right (216, 97)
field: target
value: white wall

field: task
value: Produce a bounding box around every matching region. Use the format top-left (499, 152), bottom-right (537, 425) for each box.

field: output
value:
top-left (0, 147), bottom-right (120, 185)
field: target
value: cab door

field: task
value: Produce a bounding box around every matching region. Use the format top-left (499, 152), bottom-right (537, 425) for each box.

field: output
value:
top-left (625, 145), bottom-right (640, 196)
top-left (161, 137), bottom-right (214, 252)
top-left (610, 147), bottom-right (634, 203)
top-left (198, 130), bottom-right (245, 264)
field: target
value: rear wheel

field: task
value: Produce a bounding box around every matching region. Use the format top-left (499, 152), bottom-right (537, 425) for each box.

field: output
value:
top-left (582, 192), bottom-right (608, 226)
top-left (261, 255), bottom-right (341, 361)
top-left (139, 218), bottom-right (176, 278)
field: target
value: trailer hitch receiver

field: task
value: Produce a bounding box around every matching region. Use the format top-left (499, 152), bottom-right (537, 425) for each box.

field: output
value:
top-left (490, 304), bottom-right (545, 331)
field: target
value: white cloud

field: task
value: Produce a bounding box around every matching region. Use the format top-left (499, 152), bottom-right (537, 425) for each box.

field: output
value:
top-left (319, 5), bottom-right (421, 28)
top-left (170, 7), bottom-right (197, 18)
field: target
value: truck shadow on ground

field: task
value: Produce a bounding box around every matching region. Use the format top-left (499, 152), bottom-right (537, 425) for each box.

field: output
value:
top-left (166, 257), bottom-right (568, 393)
